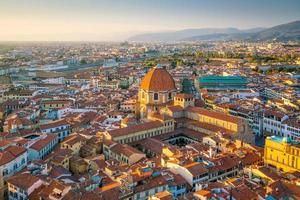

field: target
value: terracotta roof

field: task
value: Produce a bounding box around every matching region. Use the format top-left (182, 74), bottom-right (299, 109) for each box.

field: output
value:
top-left (7, 173), bottom-right (41, 190)
top-left (38, 180), bottom-right (70, 199)
top-left (0, 146), bottom-right (27, 166)
top-left (107, 120), bottom-right (163, 138)
top-left (40, 119), bottom-right (69, 130)
top-left (148, 112), bottom-right (173, 121)
top-left (185, 162), bottom-right (208, 177)
top-left (257, 166), bottom-right (281, 181)
top-left (49, 165), bottom-right (72, 179)
top-left (283, 118), bottom-right (300, 129)
top-left (29, 134), bottom-right (57, 151)
top-left (137, 138), bottom-right (169, 155)
top-left (41, 99), bottom-right (72, 105)
top-left (61, 134), bottom-right (85, 146)
top-left (185, 106), bottom-right (242, 124)
top-left (268, 180), bottom-right (300, 199)
top-left (0, 139), bottom-right (11, 148)
top-left (153, 191), bottom-right (173, 200)
top-left (110, 143), bottom-right (144, 158)
top-left (186, 119), bottom-right (234, 134)
top-left (240, 152), bottom-right (262, 166)
top-left (209, 156), bottom-right (240, 173)
top-left (167, 105), bottom-right (184, 112)
top-left (175, 93), bottom-right (194, 99)
top-left (264, 109), bottom-right (285, 119)
top-left (140, 67), bottom-right (176, 92)
top-left (81, 191), bottom-right (105, 200)
top-left (134, 175), bottom-right (168, 193)
top-left (232, 184), bottom-right (257, 200)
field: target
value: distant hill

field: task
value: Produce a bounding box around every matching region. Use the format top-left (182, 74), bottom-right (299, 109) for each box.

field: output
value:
top-left (249, 20), bottom-right (300, 42)
top-left (181, 32), bottom-right (254, 42)
top-left (128, 28), bottom-right (244, 42)
top-left (128, 20), bottom-right (300, 42)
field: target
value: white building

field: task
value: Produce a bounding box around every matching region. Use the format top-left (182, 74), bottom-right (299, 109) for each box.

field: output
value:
top-left (263, 110), bottom-right (288, 136)
top-left (42, 77), bottom-right (65, 84)
top-left (0, 146), bottom-right (28, 178)
top-left (164, 161), bottom-right (209, 190)
top-left (40, 119), bottom-right (70, 142)
top-left (7, 173), bottom-right (43, 200)
top-left (0, 146), bottom-right (28, 199)
top-left (282, 119), bottom-right (300, 140)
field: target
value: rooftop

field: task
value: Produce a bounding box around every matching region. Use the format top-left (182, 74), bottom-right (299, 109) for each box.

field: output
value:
top-left (268, 135), bottom-right (299, 145)
top-left (140, 66), bottom-right (176, 92)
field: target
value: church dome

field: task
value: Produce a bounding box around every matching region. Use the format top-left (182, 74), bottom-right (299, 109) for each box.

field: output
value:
top-left (140, 66), bottom-right (176, 92)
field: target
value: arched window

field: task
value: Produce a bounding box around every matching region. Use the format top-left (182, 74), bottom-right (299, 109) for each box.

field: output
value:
top-left (154, 93), bottom-right (158, 100)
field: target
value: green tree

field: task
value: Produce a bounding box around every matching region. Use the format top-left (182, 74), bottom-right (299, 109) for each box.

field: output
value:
top-left (80, 59), bottom-right (87, 65)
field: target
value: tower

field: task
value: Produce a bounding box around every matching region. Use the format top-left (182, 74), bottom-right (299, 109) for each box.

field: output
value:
top-left (181, 78), bottom-right (200, 99)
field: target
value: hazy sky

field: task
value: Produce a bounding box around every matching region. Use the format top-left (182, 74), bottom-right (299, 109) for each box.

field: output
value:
top-left (0, 0), bottom-right (300, 41)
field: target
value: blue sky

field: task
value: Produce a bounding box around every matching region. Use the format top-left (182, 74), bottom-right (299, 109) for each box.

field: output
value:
top-left (0, 0), bottom-right (299, 41)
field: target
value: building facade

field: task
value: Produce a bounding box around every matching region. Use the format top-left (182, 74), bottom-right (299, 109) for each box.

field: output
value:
top-left (264, 136), bottom-right (300, 172)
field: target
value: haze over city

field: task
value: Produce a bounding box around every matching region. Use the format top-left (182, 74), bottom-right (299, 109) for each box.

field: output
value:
top-left (1, 1), bottom-right (300, 200)
top-left (1, 0), bottom-right (300, 41)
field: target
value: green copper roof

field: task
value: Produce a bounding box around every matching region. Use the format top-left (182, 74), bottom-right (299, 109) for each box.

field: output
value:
top-left (199, 75), bottom-right (247, 89)
top-left (181, 78), bottom-right (193, 94)
top-left (270, 136), bottom-right (299, 145)
top-left (199, 76), bottom-right (247, 84)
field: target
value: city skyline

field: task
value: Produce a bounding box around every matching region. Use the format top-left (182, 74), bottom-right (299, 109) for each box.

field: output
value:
top-left (1, 0), bottom-right (300, 41)
top-left (1, 1), bottom-right (300, 199)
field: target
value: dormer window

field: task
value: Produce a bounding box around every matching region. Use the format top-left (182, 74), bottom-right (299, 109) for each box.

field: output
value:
top-left (154, 93), bottom-right (158, 100)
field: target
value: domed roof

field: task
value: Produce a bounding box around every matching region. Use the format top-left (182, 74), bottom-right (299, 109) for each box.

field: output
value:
top-left (140, 66), bottom-right (176, 92)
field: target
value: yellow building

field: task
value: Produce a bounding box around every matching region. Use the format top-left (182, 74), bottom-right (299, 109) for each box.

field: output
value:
top-left (136, 65), bottom-right (177, 119)
top-left (61, 134), bottom-right (84, 155)
top-left (174, 93), bottom-right (195, 108)
top-left (103, 118), bottom-right (175, 144)
top-left (264, 136), bottom-right (300, 172)
top-left (1, 90), bottom-right (34, 103)
top-left (41, 99), bottom-right (72, 110)
top-left (0, 107), bottom-right (4, 120)
top-left (69, 155), bottom-right (88, 174)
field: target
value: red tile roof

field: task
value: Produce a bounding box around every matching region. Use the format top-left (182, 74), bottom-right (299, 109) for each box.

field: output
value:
top-left (7, 173), bottom-right (41, 190)
top-left (175, 93), bottom-right (194, 99)
top-left (0, 139), bottom-right (11, 148)
top-left (30, 134), bottom-right (57, 151)
top-left (0, 146), bottom-right (27, 166)
top-left (107, 121), bottom-right (163, 138)
top-left (40, 119), bottom-right (69, 130)
top-left (185, 106), bottom-right (242, 124)
top-left (110, 143), bottom-right (144, 158)
top-left (185, 162), bottom-right (208, 177)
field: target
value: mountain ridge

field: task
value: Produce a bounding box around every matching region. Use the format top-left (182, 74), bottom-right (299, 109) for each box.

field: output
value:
top-left (128, 20), bottom-right (300, 42)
